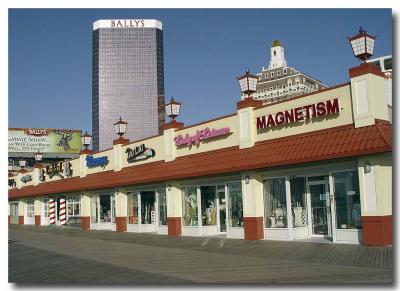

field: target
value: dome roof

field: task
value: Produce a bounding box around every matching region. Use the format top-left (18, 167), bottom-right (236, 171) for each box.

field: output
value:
top-left (272, 40), bottom-right (282, 47)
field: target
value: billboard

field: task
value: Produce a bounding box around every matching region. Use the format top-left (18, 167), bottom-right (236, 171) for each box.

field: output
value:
top-left (8, 128), bottom-right (82, 154)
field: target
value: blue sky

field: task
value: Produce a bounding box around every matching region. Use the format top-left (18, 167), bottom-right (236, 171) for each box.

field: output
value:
top-left (8, 8), bottom-right (392, 133)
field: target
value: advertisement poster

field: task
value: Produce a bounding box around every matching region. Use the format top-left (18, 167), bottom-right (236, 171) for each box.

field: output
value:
top-left (8, 128), bottom-right (82, 154)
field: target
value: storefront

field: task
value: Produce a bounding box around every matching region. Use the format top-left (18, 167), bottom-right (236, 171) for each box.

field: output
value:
top-left (261, 161), bottom-right (362, 243)
top-left (125, 186), bottom-right (167, 234)
top-left (90, 191), bottom-right (115, 231)
top-left (9, 63), bottom-right (392, 246)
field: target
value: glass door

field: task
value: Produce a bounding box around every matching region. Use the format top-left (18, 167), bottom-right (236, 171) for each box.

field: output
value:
top-left (10, 203), bottom-right (18, 224)
top-left (217, 185), bottom-right (227, 232)
top-left (309, 181), bottom-right (331, 236)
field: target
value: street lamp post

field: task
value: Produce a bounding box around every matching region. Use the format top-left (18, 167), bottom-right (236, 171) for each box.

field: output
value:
top-left (113, 117), bottom-right (129, 145)
top-left (347, 27), bottom-right (376, 63)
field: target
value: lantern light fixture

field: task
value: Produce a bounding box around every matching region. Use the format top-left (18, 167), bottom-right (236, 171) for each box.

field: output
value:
top-left (81, 131), bottom-right (92, 150)
top-left (165, 97), bottom-right (182, 121)
top-left (34, 151), bottom-right (43, 162)
top-left (114, 117), bottom-right (128, 137)
top-left (347, 27), bottom-right (376, 63)
top-left (237, 68), bottom-right (258, 98)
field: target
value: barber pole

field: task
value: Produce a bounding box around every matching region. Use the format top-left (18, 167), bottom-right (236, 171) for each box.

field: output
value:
top-left (59, 198), bottom-right (66, 225)
top-left (49, 198), bottom-right (56, 224)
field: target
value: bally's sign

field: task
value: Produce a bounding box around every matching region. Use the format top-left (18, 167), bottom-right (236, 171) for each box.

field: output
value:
top-left (256, 98), bottom-right (340, 130)
top-left (126, 144), bottom-right (155, 163)
top-left (86, 155), bottom-right (109, 169)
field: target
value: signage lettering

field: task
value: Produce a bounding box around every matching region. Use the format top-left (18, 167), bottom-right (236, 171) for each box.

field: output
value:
top-left (63, 162), bottom-right (73, 178)
top-left (174, 127), bottom-right (231, 148)
top-left (111, 19), bottom-right (145, 28)
top-left (8, 179), bottom-right (16, 188)
top-left (126, 144), bottom-right (155, 163)
top-left (86, 155), bottom-right (109, 169)
top-left (24, 129), bottom-right (48, 136)
top-left (21, 175), bottom-right (32, 184)
top-left (256, 98), bottom-right (340, 130)
top-left (39, 169), bottom-right (46, 182)
top-left (46, 162), bottom-right (64, 179)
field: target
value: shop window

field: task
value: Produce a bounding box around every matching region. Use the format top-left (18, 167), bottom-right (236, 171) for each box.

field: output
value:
top-left (158, 189), bottom-right (167, 226)
top-left (99, 195), bottom-right (114, 223)
top-left (43, 198), bottom-right (49, 218)
top-left (228, 182), bottom-right (243, 227)
top-left (264, 178), bottom-right (287, 228)
top-left (182, 186), bottom-right (198, 226)
top-left (67, 196), bottom-right (80, 217)
top-left (333, 171), bottom-right (361, 229)
top-left (127, 192), bottom-right (139, 224)
top-left (90, 196), bottom-right (98, 223)
top-left (141, 191), bottom-right (155, 225)
top-left (290, 177), bottom-right (308, 227)
top-left (200, 186), bottom-right (217, 226)
top-left (26, 200), bottom-right (34, 218)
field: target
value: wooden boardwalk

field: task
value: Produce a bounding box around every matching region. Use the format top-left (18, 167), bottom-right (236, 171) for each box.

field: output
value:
top-left (9, 224), bottom-right (392, 284)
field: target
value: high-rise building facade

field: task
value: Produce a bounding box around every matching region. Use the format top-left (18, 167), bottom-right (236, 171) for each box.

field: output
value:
top-left (92, 19), bottom-right (165, 151)
top-left (244, 40), bottom-right (327, 104)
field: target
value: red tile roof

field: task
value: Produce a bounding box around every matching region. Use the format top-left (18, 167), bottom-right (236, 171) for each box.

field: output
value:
top-left (9, 121), bottom-right (392, 199)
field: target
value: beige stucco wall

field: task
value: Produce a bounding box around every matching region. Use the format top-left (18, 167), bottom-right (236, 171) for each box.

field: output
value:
top-left (254, 85), bottom-right (353, 142)
top-left (121, 135), bottom-right (165, 169)
top-left (69, 158), bottom-right (81, 178)
top-left (358, 152), bottom-right (392, 217)
top-left (175, 115), bottom-right (239, 158)
top-left (86, 149), bottom-right (114, 175)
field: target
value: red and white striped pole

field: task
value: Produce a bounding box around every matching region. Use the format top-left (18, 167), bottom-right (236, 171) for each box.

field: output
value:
top-left (49, 198), bottom-right (56, 225)
top-left (59, 197), bottom-right (66, 225)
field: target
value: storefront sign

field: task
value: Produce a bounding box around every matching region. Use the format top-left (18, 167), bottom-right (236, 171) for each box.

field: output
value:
top-left (21, 175), bottom-right (32, 184)
top-left (46, 162), bottom-right (64, 179)
top-left (174, 127), bottom-right (231, 148)
top-left (126, 144), bottom-right (155, 163)
top-left (39, 169), bottom-right (46, 182)
top-left (8, 178), bottom-right (16, 188)
top-left (86, 155), bottom-right (109, 169)
top-left (63, 162), bottom-right (73, 178)
top-left (256, 98), bottom-right (340, 130)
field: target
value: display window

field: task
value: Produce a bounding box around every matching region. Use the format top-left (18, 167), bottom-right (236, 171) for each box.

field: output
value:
top-left (43, 198), bottom-right (50, 218)
top-left (158, 189), bottom-right (167, 226)
top-left (290, 177), bottom-right (308, 227)
top-left (127, 192), bottom-right (139, 224)
top-left (333, 170), bottom-right (362, 229)
top-left (182, 186), bottom-right (198, 226)
top-left (264, 178), bottom-right (287, 228)
top-left (227, 182), bottom-right (243, 227)
top-left (200, 186), bottom-right (217, 226)
top-left (67, 196), bottom-right (80, 217)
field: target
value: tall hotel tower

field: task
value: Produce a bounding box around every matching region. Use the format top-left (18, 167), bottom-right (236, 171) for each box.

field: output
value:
top-left (92, 19), bottom-right (165, 151)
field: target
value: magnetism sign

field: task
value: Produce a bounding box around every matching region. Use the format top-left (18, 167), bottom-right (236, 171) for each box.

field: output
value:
top-left (8, 128), bottom-right (82, 154)
top-left (256, 98), bottom-right (340, 130)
